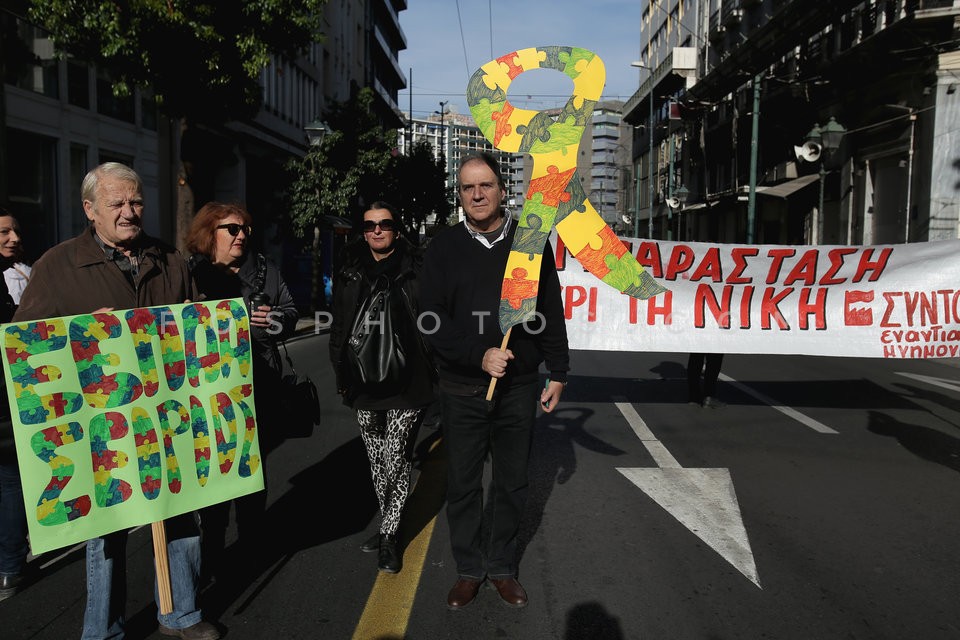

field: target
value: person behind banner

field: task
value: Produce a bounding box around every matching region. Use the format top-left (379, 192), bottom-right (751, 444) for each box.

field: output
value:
top-left (0, 207), bottom-right (28, 602)
top-left (419, 152), bottom-right (570, 610)
top-left (12, 163), bottom-right (220, 640)
top-left (184, 201), bottom-right (298, 585)
top-left (328, 201), bottom-right (435, 574)
top-left (687, 353), bottom-right (726, 408)
top-left (0, 212), bottom-right (31, 305)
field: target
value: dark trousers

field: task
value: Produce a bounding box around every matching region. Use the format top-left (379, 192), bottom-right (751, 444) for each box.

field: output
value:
top-left (0, 461), bottom-right (28, 576)
top-left (687, 353), bottom-right (724, 402)
top-left (441, 380), bottom-right (537, 580)
top-left (200, 490), bottom-right (267, 579)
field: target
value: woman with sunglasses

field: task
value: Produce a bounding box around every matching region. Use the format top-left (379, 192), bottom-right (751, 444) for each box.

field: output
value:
top-left (329, 201), bottom-right (435, 573)
top-left (184, 201), bottom-right (299, 585)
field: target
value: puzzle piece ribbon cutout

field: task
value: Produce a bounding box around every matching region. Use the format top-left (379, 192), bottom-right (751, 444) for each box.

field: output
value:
top-left (467, 46), bottom-right (667, 333)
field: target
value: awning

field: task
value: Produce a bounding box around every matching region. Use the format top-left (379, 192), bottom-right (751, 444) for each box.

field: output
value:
top-left (755, 174), bottom-right (819, 199)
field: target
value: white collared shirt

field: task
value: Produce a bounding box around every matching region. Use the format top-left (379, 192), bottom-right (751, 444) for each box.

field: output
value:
top-left (464, 212), bottom-right (513, 249)
top-left (4, 262), bottom-right (31, 305)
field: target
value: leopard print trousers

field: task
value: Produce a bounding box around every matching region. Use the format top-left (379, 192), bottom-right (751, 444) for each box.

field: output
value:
top-left (356, 408), bottom-right (424, 535)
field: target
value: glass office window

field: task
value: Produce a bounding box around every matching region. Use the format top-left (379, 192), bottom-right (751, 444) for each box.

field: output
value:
top-left (69, 145), bottom-right (89, 238)
top-left (11, 21), bottom-right (58, 98)
top-left (67, 61), bottom-right (90, 109)
top-left (6, 128), bottom-right (57, 258)
top-left (141, 91), bottom-right (158, 131)
top-left (96, 70), bottom-right (135, 123)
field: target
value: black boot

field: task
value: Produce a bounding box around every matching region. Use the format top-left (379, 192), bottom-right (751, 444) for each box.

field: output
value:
top-left (360, 532), bottom-right (381, 553)
top-left (378, 534), bottom-right (401, 573)
top-left (0, 574), bottom-right (23, 601)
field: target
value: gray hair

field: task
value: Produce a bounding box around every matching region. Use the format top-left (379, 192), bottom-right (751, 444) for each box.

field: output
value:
top-left (457, 152), bottom-right (505, 190)
top-left (80, 162), bottom-right (143, 203)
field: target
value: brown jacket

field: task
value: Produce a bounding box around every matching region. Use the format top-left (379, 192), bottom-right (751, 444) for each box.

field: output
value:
top-left (13, 227), bottom-right (195, 322)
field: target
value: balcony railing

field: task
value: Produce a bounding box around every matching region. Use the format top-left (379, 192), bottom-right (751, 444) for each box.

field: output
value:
top-left (722, 4), bottom-right (744, 27)
top-left (709, 10), bottom-right (726, 42)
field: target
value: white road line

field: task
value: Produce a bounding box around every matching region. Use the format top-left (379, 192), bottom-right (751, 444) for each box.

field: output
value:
top-left (718, 374), bottom-right (839, 434)
top-left (613, 396), bottom-right (761, 586)
top-left (894, 372), bottom-right (960, 393)
top-left (615, 400), bottom-right (681, 468)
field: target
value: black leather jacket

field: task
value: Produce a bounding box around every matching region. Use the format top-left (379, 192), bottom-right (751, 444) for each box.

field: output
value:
top-left (329, 236), bottom-right (434, 409)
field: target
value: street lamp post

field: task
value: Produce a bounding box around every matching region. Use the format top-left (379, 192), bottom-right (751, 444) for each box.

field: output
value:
top-left (805, 116), bottom-right (846, 245)
top-left (598, 179), bottom-right (604, 224)
top-left (304, 118), bottom-right (330, 147)
top-left (675, 185), bottom-right (689, 240)
top-left (435, 101), bottom-right (449, 157)
top-left (631, 61), bottom-right (655, 240)
top-left (435, 101), bottom-right (450, 194)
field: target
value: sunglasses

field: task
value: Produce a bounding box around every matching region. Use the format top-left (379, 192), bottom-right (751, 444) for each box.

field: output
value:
top-left (362, 219), bottom-right (396, 233)
top-left (216, 223), bottom-right (252, 237)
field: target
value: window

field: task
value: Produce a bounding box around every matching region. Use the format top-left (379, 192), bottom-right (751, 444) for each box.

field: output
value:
top-left (99, 150), bottom-right (134, 167)
top-left (67, 61), bottom-right (90, 108)
top-left (141, 91), bottom-right (158, 131)
top-left (69, 145), bottom-right (89, 238)
top-left (11, 21), bottom-right (58, 98)
top-left (96, 69), bottom-right (135, 123)
top-left (6, 128), bottom-right (58, 258)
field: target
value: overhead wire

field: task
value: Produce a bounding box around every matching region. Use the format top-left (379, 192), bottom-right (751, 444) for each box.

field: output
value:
top-left (403, 1), bottom-right (639, 117)
top-left (455, 0), bottom-right (471, 80)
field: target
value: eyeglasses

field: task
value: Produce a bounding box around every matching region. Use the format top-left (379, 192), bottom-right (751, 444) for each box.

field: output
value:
top-left (362, 219), bottom-right (396, 233)
top-left (216, 223), bottom-right (252, 237)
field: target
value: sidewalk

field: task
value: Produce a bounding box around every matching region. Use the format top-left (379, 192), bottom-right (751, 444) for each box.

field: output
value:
top-left (289, 314), bottom-right (329, 340)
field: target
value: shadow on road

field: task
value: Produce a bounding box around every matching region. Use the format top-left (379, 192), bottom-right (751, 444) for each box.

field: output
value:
top-left (564, 600), bottom-right (625, 639)
top-left (563, 371), bottom-right (923, 411)
top-left (200, 435), bottom-right (377, 619)
top-left (891, 382), bottom-right (960, 423)
top-left (517, 406), bottom-right (627, 568)
top-left (397, 430), bottom-right (447, 551)
top-left (867, 410), bottom-right (960, 473)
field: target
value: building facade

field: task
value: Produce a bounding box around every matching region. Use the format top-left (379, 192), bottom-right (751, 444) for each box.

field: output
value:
top-left (398, 109), bottom-right (525, 224)
top-left (578, 100), bottom-right (634, 234)
top-left (623, 0), bottom-right (960, 246)
top-left (1, 0), bottom-right (407, 307)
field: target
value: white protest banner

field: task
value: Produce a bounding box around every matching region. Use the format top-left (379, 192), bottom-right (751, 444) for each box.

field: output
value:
top-left (554, 234), bottom-right (960, 359)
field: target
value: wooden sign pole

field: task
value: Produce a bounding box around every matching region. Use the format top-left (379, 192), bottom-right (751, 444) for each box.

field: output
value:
top-left (485, 328), bottom-right (512, 401)
top-left (151, 521), bottom-right (173, 614)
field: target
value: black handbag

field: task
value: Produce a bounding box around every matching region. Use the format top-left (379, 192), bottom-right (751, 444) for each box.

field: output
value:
top-left (344, 275), bottom-right (407, 389)
top-left (279, 341), bottom-right (321, 438)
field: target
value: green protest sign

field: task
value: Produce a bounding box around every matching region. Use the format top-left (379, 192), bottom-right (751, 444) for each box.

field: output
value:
top-left (0, 298), bottom-right (264, 554)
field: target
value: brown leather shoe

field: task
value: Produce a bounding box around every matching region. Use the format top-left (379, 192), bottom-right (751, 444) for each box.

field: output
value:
top-left (489, 577), bottom-right (528, 608)
top-left (447, 577), bottom-right (484, 610)
top-left (158, 621), bottom-right (221, 640)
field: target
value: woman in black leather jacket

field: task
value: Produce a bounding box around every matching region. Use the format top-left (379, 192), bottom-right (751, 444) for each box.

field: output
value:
top-left (329, 201), bottom-right (434, 574)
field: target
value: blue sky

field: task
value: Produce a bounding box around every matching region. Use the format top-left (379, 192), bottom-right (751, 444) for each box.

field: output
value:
top-left (397, 0), bottom-right (644, 121)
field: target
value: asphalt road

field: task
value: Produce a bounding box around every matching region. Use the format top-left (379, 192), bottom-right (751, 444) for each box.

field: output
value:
top-left (3, 332), bottom-right (959, 639)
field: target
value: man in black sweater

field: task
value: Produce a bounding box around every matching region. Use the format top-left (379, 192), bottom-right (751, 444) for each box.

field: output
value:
top-left (420, 152), bottom-right (569, 610)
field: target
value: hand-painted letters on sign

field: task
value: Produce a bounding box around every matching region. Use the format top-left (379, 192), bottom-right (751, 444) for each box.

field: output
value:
top-left (554, 235), bottom-right (960, 359)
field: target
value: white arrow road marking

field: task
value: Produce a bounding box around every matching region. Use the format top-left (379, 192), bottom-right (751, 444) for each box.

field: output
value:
top-left (615, 400), bottom-right (762, 588)
top-left (894, 372), bottom-right (960, 393)
top-left (718, 373), bottom-right (838, 434)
